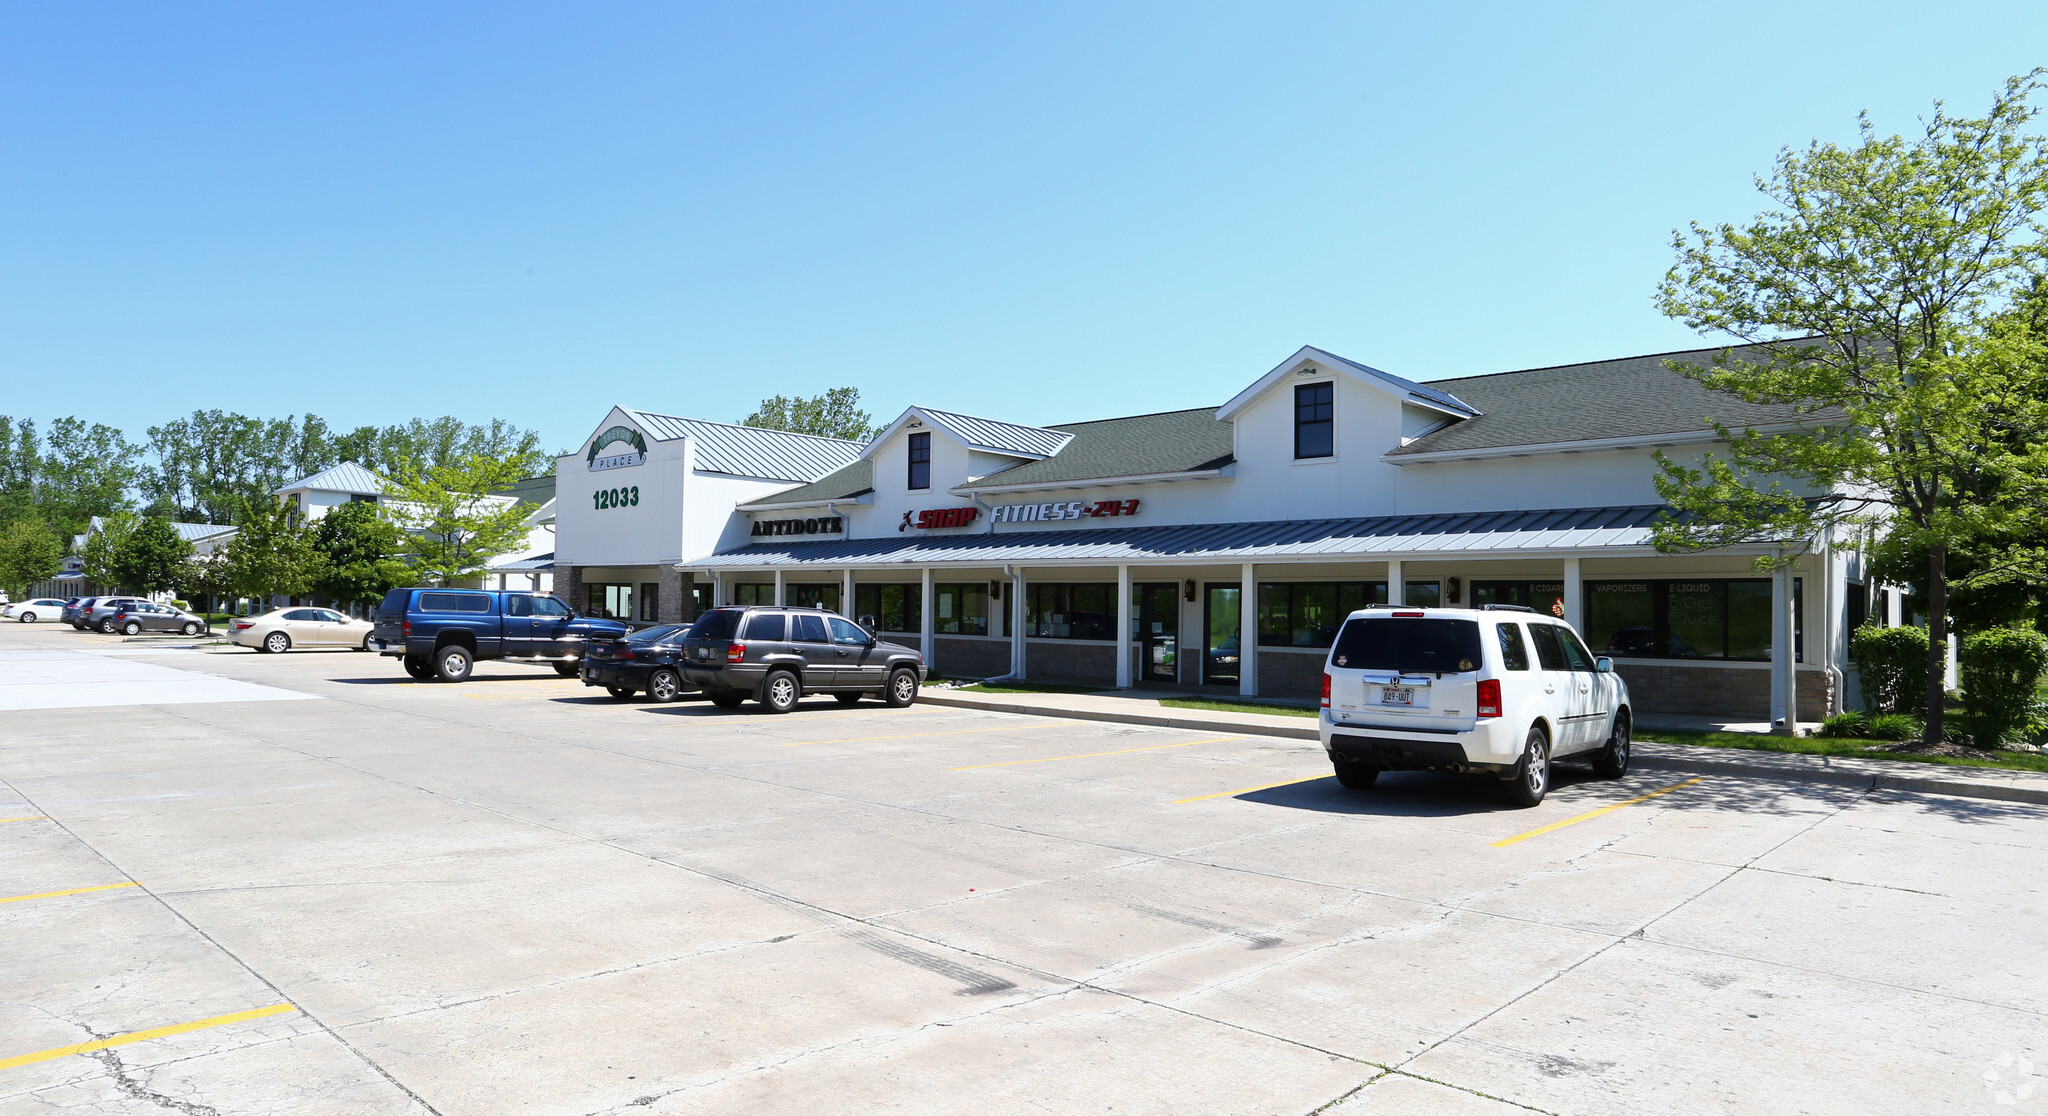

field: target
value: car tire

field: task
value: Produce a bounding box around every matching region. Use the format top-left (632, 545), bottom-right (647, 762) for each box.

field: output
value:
top-left (1505, 726), bottom-right (1551, 808)
top-left (647, 669), bottom-right (684, 703)
top-left (403, 656), bottom-right (435, 680)
top-left (606, 684), bottom-right (636, 701)
top-left (759, 670), bottom-right (799, 714)
top-left (263, 631), bottom-right (291, 654)
top-left (883, 668), bottom-right (918, 708)
top-left (709, 692), bottom-right (745, 709)
top-left (1332, 757), bottom-right (1379, 789)
top-left (553, 661), bottom-right (580, 677)
top-left (98, 620), bottom-right (117, 634)
top-left (181, 622), bottom-right (200, 636)
top-left (435, 644), bottom-right (473, 682)
top-left (19, 612), bottom-right (34, 623)
top-left (359, 634), bottom-right (374, 652)
top-left (1592, 711), bottom-right (1631, 779)
top-left (834, 692), bottom-right (864, 706)
top-left (121, 621), bottom-right (142, 635)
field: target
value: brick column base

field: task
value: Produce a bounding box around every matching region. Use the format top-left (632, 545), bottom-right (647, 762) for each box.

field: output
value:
top-left (554, 564), bottom-right (582, 614)
top-left (658, 566), bottom-right (687, 624)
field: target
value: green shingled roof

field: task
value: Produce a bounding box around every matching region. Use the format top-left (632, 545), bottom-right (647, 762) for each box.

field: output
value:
top-left (745, 458), bottom-right (875, 506)
top-left (960, 407), bottom-right (1233, 490)
top-left (1396, 343), bottom-right (1830, 457)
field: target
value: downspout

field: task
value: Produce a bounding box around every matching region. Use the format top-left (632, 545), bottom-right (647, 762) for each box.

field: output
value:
top-left (981, 562), bottom-right (1026, 683)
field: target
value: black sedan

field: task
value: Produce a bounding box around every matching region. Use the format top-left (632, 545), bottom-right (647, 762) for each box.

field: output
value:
top-left (581, 623), bottom-right (695, 702)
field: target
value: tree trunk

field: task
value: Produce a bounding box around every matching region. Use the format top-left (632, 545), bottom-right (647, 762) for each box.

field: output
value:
top-left (1925, 543), bottom-right (1948, 748)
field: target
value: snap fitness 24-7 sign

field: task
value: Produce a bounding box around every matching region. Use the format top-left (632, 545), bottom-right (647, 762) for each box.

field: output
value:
top-left (898, 499), bottom-right (1142, 531)
top-left (587, 426), bottom-right (648, 471)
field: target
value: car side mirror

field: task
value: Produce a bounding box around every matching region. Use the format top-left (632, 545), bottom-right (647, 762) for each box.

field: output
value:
top-left (1595, 657), bottom-right (1614, 673)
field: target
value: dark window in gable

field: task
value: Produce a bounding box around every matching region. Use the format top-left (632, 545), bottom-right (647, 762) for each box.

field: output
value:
top-left (1294, 382), bottom-right (1334, 459)
top-left (908, 431), bottom-right (931, 490)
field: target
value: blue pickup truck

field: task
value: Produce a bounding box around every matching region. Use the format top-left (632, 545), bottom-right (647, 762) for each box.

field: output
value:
top-left (369, 588), bottom-right (629, 682)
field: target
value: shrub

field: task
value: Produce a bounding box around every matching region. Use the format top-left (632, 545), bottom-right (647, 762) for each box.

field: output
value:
top-left (1852, 625), bottom-right (1931, 716)
top-left (1817, 711), bottom-right (1871, 738)
top-left (1865, 713), bottom-right (1923, 742)
top-left (1961, 626), bottom-right (2048, 748)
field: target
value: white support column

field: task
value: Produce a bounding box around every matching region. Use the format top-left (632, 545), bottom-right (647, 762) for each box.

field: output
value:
top-left (841, 569), bottom-right (854, 618)
top-left (919, 568), bottom-right (935, 664)
top-left (1886, 585), bottom-right (1904, 627)
top-left (710, 572), bottom-right (723, 607)
top-left (773, 570), bottom-right (785, 607)
top-left (1770, 560), bottom-right (1791, 732)
top-left (1562, 556), bottom-right (1582, 630)
top-left (1239, 562), bottom-right (1257, 698)
top-left (1386, 560), bottom-right (1404, 605)
top-left (1011, 568), bottom-right (1028, 678)
top-left (1115, 565), bottom-right (1133, 690)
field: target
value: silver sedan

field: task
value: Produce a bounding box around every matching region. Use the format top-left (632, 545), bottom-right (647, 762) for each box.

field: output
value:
top-left (229, 607), bottom-right (374, 653)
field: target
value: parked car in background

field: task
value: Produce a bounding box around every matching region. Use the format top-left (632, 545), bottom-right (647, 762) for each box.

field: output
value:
top-left (581, 623), bottom-right (695, 702)
top-left (4, 598), bottom-right (67, 623)
top-left (370, 588), bottom-right (628, 681)
top-left (230, 607), bottom-right (374, 653)
top-left (1319, 604), bottom-right (1632, 808)
top-left (678, 605), bottom-right (927, 713)
top-left (108, 601), bottom-right (210, 636)
top-left (62, 598), bottom-right (96, 626)
top-left (81, 597), bottom-right (151, 633)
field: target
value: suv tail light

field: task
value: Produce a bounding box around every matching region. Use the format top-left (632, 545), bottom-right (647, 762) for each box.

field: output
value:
top-left (727, 641), bottom-right (746, 663)
top-left (1320, 673), bottom-right (1331, 709)
top-left (1476, 678), bottom-right (1502, 718)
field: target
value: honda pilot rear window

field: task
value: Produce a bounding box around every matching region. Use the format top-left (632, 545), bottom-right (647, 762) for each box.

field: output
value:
top-left (687, 610), bottom-right (743, 640)
top-left (1330, 617), bottom-right (1483, 673)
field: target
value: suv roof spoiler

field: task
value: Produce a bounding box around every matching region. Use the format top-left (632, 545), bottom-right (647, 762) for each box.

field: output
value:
top-left (1480, 603), bottom-right (1537, 613)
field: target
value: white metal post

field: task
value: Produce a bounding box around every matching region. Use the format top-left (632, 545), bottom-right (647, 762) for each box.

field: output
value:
top-left (1239, 562), bottom-right (1257, 698)
top-left (919, 568), bottom-right (935, 665)
top-left (773, 569), bottom-right (784, 607)
top-left (1562, 556), bottom-right (1582, 629)
top-left (1770, 560), bottom-right (1790, 732)
top-left (1116, 564), bottom-right (1133, 689)
top-left (1386, 560), bottom-right (1403, 605)
top-left (841, 569), bottom-right (854, 618)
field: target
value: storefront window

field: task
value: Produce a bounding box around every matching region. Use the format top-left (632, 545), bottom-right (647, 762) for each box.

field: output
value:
top-left (934, 584), bottom-right (988, 635)
top-left (1257, 583), bottom-right (1371, 647)
top-left (1583, 579), bottom-right (1800, 662)
top-left (853, 585), bottom-right (923, 633)
top-left (732, 583), bottom-right (774, 606)
top-left (1471, 581), bottom-right (1565, 615)
top-left (786, 584), bottom-right (840, 614)
top-left (585, 583), bottom-right (633, 620)
top-left (639, 583), bottom-right (660, 623)
top-left (1027, 584), bottom-right (1115, 640)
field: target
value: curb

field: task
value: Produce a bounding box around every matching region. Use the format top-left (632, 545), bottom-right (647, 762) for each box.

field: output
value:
top-left (915, 690), bottom-right (1320, 740)
top-left (918, 691), bottom-right (2048, 808)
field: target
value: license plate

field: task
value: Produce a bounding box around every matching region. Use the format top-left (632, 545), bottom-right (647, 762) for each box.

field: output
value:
top-left (695, 648), bottom-right (708, 659)
top-left (1379, 686), bottom-right (1414, 706)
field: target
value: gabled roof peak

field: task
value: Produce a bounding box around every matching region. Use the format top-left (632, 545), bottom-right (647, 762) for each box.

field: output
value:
top-left (861, 406), bottom-right (1074, 463)
top-left (274, 461), bottom-right (390, 496)
top-left (1216, 345), bottom-right (1480, 422)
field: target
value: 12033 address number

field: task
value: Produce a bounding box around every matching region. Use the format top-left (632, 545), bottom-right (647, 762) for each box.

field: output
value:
top-left (593, 486), bottom-right (639, 510)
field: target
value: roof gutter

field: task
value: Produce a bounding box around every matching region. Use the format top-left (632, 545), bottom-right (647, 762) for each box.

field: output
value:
top-left (1382, 422), bottom-right (1815, 465)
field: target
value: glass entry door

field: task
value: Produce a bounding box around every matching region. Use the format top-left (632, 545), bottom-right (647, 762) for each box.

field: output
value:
top-left (1134, 583), bottom-right (1179, 684)
top-left (1203, 585), bottom-right (1242, 686)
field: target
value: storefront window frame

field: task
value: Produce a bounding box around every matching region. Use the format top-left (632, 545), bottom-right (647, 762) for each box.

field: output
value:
top-left (853, 584), bottom-right (923, 633)
top-left (1026, 583), bottom-right (1116, 641)
top-left (1582, 578), bottom-right (1801, 663)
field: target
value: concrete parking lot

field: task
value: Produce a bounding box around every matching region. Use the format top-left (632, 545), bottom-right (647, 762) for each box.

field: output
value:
top-left (2, 622), bottom-right (2044, 1115)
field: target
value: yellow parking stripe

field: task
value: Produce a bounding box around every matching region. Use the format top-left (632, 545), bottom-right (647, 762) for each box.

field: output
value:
top-left (1490, 777), bottom-right (1706, 848)
top-left (0, 1003), bottom-right (297, 1071)
top-left (0, 816), bottom-right (47, 824)
top-left (786, 724), bottom-right (1046, 747)
top-left (951, 735), bottom-right (1242, 770)
top-left (1173, 775), bottom-right (1328, 804)
top-left (0, 882), bottom-right (139, 905)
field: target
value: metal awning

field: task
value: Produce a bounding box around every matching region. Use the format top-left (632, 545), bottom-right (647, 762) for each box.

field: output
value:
top-left (686, 505), bottom-right (1671, 570)
top-left (488, 552), bottom-right (555, 572)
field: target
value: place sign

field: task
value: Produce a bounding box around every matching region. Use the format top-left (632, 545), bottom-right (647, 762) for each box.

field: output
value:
top-left (752, 516), bottom-right (845, 537)
top-left (587, 426), bottom-right (648, 471)
top-left (989, 498), bottom-right (1140, 525)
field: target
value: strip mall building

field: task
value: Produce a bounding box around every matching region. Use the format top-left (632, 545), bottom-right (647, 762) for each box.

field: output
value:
top-left (555, 344), bottom-right (1891, 723)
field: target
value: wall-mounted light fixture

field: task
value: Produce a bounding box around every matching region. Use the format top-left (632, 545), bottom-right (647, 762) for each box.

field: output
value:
top-left (989, 580), bottom-right (1002, 600)
top-left (1183, 579), bottom-right (1197, 602)
top-left (1446, 576), bottom-right (1462, 604)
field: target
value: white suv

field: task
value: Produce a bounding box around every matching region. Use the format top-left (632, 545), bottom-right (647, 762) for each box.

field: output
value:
top-left (1318, 604), bottom-right (1631, 807)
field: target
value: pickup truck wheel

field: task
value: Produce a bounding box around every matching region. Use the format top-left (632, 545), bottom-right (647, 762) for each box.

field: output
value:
top-left (647, 669), bottom-right (684, 703)
top-left (263, 631), bottom-right (291, 654)
top-left (121, 621), bottom-right (142, 636)
top-left (1504, 727), bottom-right (1550, 808)
top-left (1593, 711), bottom-right (1631, 779)
top-left (759, 670), bottom-right (799, 714)
top-left (883, 668), bottom-right (918, 708)
top-left (606, 685), bottom-right (636, 700)
top-left (553, 661), bottom-right (580, 677)
top-left (834, 692), bottom-right (863, 706)
top-left (434, 644), bottom-right (473, 682)
top-left (1332, 757), bottom-right (1379, 789)
top-left (182, 622), bottom-right (201, 636)
top-left (709, 693), bottom-right (745, 709)
top-left (403, 657), bottom-right (435, 680)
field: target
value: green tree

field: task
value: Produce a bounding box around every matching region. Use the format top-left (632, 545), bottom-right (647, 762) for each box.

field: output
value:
top-left (38, 418), bottom-right (140, 538)
top-left (1652, 72), bottom-right (2048, 746)
top-left (312, 500), bottom-right (410, 608)
top-left (80, 511), bottom-right (139, 590)
top-left (740, 387), bottom-right (879, 441)
top-left (0, 519), bottom-right (64, 597)
top-left (362, 417), bottom-right (549, 478)
top-left (113, 516), bottom-right (195, 596)
top-left (219, 497), bottom-right (325, 608)
top-left (384, 455), bottom-right (534, 587)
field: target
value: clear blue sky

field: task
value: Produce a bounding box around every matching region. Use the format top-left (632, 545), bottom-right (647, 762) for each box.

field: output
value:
top-left (5, 2), bottom-right (2045, 454)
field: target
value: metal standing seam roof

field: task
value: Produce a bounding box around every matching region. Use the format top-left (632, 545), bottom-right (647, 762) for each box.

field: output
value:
top-left (686, 505), bottom-right (1670, 568)
top-left (86, 517), bottom-right (237, 542)
top-left (274, 461), bottom-right (391, 496)
top-left (621, 409), bottom-right (863, 482)
top-left (488, 551), bottom-right (556, 572)
top-left (915, 407), bottom-right (1074, 458)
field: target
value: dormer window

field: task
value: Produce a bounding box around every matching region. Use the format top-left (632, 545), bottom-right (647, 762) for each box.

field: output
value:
top-left (1295, 382), bottom-right (1333, 459)
top-left (908, 432), bottom-right (931, 490)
